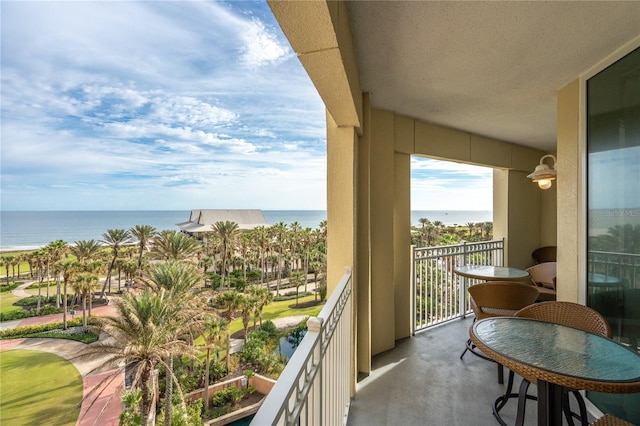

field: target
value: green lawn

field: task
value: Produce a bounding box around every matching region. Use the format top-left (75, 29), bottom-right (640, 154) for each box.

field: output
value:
top-left (229, 293), bottom-right (324, 335)
top-left (0, 350), bottom-right (83, 426)
top-left (0, 292), bottom-right (23, 316)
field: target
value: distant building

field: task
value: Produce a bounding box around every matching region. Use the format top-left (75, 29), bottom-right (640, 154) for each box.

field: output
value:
top-left (177, 209), bottom-right (267, 236)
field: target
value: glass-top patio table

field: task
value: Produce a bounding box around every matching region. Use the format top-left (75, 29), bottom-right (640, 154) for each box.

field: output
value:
top-left (454, 265), bottom-right (530, 281)
top-left (470, 317), bottom-right (640, 426)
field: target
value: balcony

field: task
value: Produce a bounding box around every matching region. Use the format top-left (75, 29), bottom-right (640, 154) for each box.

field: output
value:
top-left (348, 317), bottom-right (544, 426)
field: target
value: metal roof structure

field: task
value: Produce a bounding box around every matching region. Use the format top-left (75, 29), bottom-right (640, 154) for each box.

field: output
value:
top-left (177, 209), bottom-right (267, 233)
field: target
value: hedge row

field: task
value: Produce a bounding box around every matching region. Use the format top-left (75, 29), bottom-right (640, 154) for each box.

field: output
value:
top-left (0, 316), bottom-right (98, 339)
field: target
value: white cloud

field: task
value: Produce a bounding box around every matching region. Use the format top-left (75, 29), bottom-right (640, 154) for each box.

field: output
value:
top-left (240, 19), bottom-right (291, 69)
top-left (0, 1), bottom-right (492, 214)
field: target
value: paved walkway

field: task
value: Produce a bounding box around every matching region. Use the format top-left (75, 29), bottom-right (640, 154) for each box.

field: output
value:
top-left (1, 284), bottom-right (313, 425)
top-left (1, 296), bottom-right (122, 426)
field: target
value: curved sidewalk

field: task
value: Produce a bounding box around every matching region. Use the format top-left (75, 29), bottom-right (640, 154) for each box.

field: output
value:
top-left (1, 304), bottom-right (122, 425)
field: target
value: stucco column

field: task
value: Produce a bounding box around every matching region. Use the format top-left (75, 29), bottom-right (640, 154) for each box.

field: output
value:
top-left (556, 79), bottom-right (581, 303)
top-left (326, 111), bottom-right (358, 389)
top-left (394, 152), bottom-right (412, 339)
top-left (369, 108), bottom-right (396, 355)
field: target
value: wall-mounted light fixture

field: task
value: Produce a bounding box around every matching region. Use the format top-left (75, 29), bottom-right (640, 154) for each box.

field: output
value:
top-left (527, 154), bottom-right (557, 190)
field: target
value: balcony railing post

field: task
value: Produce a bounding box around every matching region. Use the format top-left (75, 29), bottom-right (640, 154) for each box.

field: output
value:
top-left (307, 316), bottom-right (323, 426)
top-left (459, 242), bottom-right (468, 318)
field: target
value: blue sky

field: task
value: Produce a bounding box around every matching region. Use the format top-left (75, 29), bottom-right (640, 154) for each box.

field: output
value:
top-left (1, 1), bottom-right (492, 211)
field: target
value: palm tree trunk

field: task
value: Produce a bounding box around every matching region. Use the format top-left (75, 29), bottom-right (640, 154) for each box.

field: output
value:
top-left (225, 329), bottom-right (231, 373)
top-left (140, 369), bottom-right (152, 426)
top-left (164, 356), bottom-right (173, 426)
top-left (63, 281), bottom-right (68, 329)
top-left (56, 276), bottom-right (61, 308)
top-left (100, 256), bottom-right (117, 299)
top-left (204, 348), bottom-right (211, 412)
top-left (37, 272), bottom-right (42, 314)
top-left (82, 296), bottom-right (87, 330)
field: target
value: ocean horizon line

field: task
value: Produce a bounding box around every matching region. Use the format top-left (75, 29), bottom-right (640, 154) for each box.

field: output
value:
top-left (1, 209), bottom-right (492, 252)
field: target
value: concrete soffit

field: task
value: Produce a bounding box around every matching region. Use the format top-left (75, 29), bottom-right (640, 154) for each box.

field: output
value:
top-left (268, 0), bottom-right (363, 131)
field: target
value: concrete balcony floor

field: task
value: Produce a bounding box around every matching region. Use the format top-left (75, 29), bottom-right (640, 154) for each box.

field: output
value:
top-left (347, 317), bottom-right (593, 426)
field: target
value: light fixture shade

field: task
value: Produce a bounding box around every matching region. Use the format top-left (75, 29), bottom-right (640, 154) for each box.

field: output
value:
top-left (527, 154), bottom-right (556, 190)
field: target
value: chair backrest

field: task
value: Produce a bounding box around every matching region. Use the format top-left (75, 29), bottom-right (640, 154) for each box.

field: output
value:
top-left (514, 301), bottom-right (612, 337)
top-left (531, 246), bottom-right (557, 264)
top-left (468, 281), bottom-right (540, 320)
top-left (526, 262), bottom-right (557, 289)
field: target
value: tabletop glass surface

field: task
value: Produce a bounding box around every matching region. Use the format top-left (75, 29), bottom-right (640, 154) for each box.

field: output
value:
top-left (455, 265), bottom-right (529, 279)
top-left (474, 318), bottom-right (640, 382)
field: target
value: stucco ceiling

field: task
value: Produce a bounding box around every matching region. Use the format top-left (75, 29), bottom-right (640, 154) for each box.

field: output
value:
top-left (346, 1), bottom-right (640, 151)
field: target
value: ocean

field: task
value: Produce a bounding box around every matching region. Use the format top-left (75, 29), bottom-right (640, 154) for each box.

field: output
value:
top-left (0, 210), bottom-right (491, 251)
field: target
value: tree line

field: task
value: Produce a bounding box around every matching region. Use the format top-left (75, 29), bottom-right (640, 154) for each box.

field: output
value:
top-left (411, 218), bottom-right (494, 247)
top-left (2, 220), bottom-right (328, 425)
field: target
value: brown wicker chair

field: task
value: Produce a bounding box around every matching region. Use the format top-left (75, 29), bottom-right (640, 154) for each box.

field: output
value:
top-left (526, 262), bottom-right (557, 302)
top-left (493, 302), bottom-right (612, 426)
top-left (590, 414), bottom-right (635, 426)
top-left (460, 281), bottom-right (539, 383)
top-left (531, 245), bottom-right (557, 264)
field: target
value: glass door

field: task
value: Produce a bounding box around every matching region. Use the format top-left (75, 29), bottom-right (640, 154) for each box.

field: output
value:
top-left (586, 46), bottom-right (640, 423)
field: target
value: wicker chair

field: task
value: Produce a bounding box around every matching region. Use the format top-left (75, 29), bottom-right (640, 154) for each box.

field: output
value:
top-left (531, 245), bottom-right (557, 264)
top-left (526, 262), bottom-right (557, 302)
top-left (460, 282), bottom-right (539, 383)
top-left (590, 414), bottom-right (635, 426)
top-left (493, 302), bottom-right (612, 426)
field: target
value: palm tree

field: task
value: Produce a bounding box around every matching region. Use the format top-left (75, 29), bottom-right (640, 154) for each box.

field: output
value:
top-left (239, 293), bottom-right (257, 344)
top-left (199, 318), bottom-right (226, 412)
top-left (100, 228), bottom-right (133, 299)
top-left (79, 289), bottom-right (193, 426)
top-left (270, 222), bottom-right (288, 297)
top-left (3, 255), bottom-right (14, 284)
top-left (238, 233), bottom-right (252, 282)
top-left (45, 240), bottom-right (68, 307)
top-left (130, 224), bottom-right (157, 276)
top-left (31, 249), bottom-right (46, 314)
top-left (141, 260), bottom-right (206, 426)
top-left (289, 271), bottom-right (306, 307)
top-left (300, 227), bottom-right (314, 292)
top-left (252, 226), bottom-right (270, 285)
top-left (54, 258), bottom-right (78, 329)
top-left (72, 273), bottom-right (98, 330)
top-left (212, 221), bottom-right (240, 289)
top-left (215, 290), bottom-right (243, 373)
top-left (152, 230), bottom-right (201, 262)
top-left (71, 239), bottom-right (103, 262)
top-left (246, 285), bottom-right (273, 327)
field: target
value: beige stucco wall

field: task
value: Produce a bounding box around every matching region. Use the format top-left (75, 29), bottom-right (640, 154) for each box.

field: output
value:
top-left (369, 108), bottom-right (396, 355)
top-left (394, 151), bottom-right (412, 340)
top-left (270, 0), bottom-right (560, 372)
top-left (556, 79), bottom-right (581, 303)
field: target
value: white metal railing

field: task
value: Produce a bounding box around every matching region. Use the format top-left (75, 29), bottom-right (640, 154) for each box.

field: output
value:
top-left (413, 239), bottom-right (504, 332)
top-left (251, 267), bottom-right (353, 426)
top-left (588, 250), bottom-right (640, 290)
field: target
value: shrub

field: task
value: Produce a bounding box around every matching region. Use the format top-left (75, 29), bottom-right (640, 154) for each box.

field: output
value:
top-left (0, 282), bottom-right (20, 293)
top-left (14, 295), bottom-right (57, 306)
top-left (0, 316), bottom-right (95, 339)
top-left (26, 280), bottom-right (56, 290)
top-left (38, 305), bottom-right (63, 316)
top-left (318, 284), bottom-right (328, 301)
top-left (258, 320), bottom-right (278, 337)
top-left (0, 310), bottom-right (31, 322)
top-left (211, 386), bottom-right (243, 408)
top-left (247, 269), bottom-right (261, 281)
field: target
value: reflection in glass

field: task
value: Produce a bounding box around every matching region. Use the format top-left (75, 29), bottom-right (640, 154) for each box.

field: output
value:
top-left (587, 46), bottom-right (640, 423)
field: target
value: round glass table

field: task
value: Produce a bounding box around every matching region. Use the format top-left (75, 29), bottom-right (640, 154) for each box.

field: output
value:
top-left (454, 265), bottom-right (530, 281)
top-left (470, 317), bottom-right (640, 426)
